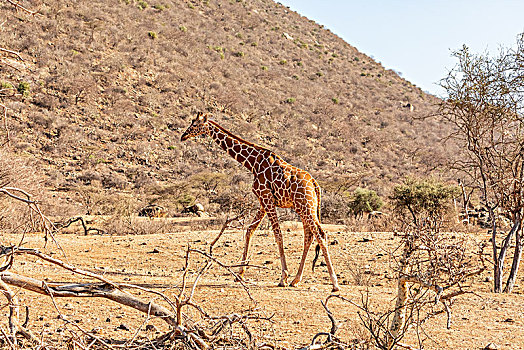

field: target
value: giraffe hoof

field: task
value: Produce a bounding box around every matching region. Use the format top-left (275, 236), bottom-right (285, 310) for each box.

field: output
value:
top-left (331, 286), bottom-right (340, 293)
top-left (277, 281), bottom-right (286, 287)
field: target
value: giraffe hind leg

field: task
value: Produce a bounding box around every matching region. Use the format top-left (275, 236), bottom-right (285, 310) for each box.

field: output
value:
top-left (311, 221), bottom-right (340, 292)
top-left (289, 225), bottom-right (314, 287)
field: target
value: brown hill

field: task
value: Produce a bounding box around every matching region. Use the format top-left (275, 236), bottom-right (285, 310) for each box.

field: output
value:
top-left (0, 0), bottom-right (454, 222)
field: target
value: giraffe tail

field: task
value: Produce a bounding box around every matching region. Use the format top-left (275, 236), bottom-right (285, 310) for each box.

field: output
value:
top-left (313, 178), bottom-right (322, 224)
top-left (312, 243), bottom-right (320, 272)
top-left (312, 179), bottom-right (323, 272)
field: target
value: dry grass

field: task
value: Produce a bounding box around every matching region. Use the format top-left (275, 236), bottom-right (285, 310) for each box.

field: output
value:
top-left (1, 221), bottom-right (522, 349)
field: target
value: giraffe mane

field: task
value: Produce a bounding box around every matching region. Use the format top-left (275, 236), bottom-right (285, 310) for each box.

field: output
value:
top-left (207, 119), bottom-right (274, 154)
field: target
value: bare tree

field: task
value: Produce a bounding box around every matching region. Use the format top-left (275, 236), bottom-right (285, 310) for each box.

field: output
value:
top-left (315, 227), bottom-right (484, 350)
top-left (317, 180), bottom-right (485, 350)
top-left (439, 33), bottom-right (524, 293)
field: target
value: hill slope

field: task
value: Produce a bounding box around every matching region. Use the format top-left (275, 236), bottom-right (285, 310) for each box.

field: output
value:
top-left (0, 0), bottom-right (454, 220)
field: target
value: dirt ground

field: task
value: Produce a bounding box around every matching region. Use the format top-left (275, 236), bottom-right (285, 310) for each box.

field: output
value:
top-left (2, 217), bottom-right (524, 349)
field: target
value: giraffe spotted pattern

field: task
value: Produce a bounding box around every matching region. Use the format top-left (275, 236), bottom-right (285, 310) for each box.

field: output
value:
top-left (181, 112), bottom-right (340, 292)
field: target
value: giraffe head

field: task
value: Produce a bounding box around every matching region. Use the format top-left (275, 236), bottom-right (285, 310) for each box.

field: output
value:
top-left (181, 112), bottom-right (211, 141)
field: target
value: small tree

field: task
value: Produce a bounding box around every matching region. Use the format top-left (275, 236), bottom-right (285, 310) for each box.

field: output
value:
top-left (320, 198), bottom-right (484, 350)
top-left (439, 33), bottom-right (524, 293)
top-left (391, 178), bottom-right (460, 229)
top-left (347, 187), bottom-right (383, 218)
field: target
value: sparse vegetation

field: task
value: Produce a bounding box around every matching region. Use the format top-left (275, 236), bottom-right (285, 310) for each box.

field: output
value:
top-left (347, 187), bottom-right (383, 218)
top-left (1, 81), bottom-right (14, 90)
top-left (137, 0), bottom-right (148, 9)
top-left (0, 0), bottom-right (521, 348)
top-left (1, 0), bottom-right (450, 225)
top-left (17, 81), bottom-right (30, 96)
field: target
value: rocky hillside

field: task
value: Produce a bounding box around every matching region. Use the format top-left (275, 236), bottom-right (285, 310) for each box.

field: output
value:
top-left (0, 0), bottom-right (454, 220)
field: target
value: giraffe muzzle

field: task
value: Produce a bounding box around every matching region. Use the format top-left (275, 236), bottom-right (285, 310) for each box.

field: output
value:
top-left (180, 132), bottom-right (189, 141)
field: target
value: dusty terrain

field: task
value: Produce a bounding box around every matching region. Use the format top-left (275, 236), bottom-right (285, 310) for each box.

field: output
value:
top-left (3, 218), bottom-right (524, 349)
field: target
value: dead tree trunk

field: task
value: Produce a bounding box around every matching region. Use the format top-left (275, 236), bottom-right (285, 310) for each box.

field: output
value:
top-left (387, 243), bottom-right (411, 348)
top-left (504, 211), bottom-right (523, 293)
top-left (457, 179), bottom-right (473, 224)
top-left (491, 208), bottom-right (521, 293)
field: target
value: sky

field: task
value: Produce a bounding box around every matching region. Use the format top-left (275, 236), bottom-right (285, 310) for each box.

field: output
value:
top-left (277, 0), bottom-right (524, 97)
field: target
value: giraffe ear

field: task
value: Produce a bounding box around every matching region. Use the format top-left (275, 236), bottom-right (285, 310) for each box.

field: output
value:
top-left (199, 113), bottom-right (208, 122)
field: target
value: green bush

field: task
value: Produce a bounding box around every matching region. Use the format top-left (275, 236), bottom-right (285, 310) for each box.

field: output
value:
top-left (176, 193), bottom-right (195, 207)
top-left (148, 31), bottom-right (157, 39)
top-left (1, 81), bottom-right (14, 89)
top-left (17, 81), bottom-right (30, 96)
top-left (347, 188), bottom-right (383, 218)
top-left (137, 0), bottom-right (148, 9)
top-left (391, 178), bottom-right (459, 226)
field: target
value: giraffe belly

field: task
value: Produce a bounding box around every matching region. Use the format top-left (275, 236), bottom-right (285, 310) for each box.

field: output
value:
top-left (271, 187), bottom-right (294, 208)
top-left (275, 196), bottom-right (294, 208)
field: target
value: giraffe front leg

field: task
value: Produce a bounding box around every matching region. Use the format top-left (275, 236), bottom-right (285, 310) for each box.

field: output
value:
top-left (266, 206), bottom-right (289, 287)
top-left (238, 208), bottom-right (266, 279)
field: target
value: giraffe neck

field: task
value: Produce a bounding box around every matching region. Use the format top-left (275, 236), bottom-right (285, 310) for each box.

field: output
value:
top-left (207, 120), bottom-right (266, 173)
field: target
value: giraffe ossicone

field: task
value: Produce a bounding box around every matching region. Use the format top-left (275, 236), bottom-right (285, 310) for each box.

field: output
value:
top-left (181, 112), bottom-right (340, 292)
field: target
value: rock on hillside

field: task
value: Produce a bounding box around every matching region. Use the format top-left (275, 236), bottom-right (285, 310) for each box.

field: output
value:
top-left (0, 0), bottom-right (454, 219)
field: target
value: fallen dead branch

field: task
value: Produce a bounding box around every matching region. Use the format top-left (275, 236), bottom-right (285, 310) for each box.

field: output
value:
top-left (1, 246), bottom-right (119, 288)
top-left (2, 0), bottom-right (40, 16)
top-left (0, 271), bottom-right (178, 326)
top-left (0, 242), bottom-right (273, 349)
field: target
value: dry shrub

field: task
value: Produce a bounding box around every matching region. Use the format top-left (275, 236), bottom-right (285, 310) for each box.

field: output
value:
top-left (1, 0), bottom-right (455, 225)
top-left (101, 214), bottom-right (170, 235)
top-left (0, 150), bottom-right (44, 233)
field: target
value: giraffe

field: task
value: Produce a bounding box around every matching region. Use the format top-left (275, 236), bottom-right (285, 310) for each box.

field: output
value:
top-left (181, 112), bottom-right (340, 292)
